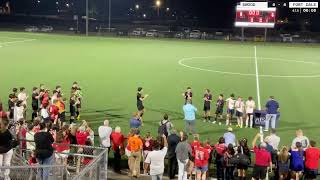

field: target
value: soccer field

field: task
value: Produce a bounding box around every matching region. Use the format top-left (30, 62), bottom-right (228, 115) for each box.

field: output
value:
top-left (1, 31), bottom-right (320, 147)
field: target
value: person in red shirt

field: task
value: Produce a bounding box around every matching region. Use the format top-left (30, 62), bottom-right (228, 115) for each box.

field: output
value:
top-left (76, 126), bottom-right (89, 145)
top-left (194, 142), bottom-right (210, 180)
top-left (251, 133), bottom-right (272, 180)
top-left (16, 119), bottom-right (27, 151)
top-left (191, 135), bottom-right (201, 157)
top-left (142, 132), bottom-right (154, 174)
top-left (0, 103), bottom-right (8, 119)
top-left (41, 90), bottom-right (50, 107)
top-left (305, 140), bottom-right (320, 180)
top-left (53, 127), bottom-right (70, 165)
top-left (110, 126), bottom-right (125, 173)
top-left (28, 151), bottom-right (38, 165)
top-left (49, 100), bottom-right (59, 123)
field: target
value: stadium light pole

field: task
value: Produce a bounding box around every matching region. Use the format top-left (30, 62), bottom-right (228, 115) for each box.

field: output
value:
top-left (156, 0), bottom-right (161, 17)
top-left (86, 0), bottom-right (88, 36)
top-left (108, 0), bottom-right (111, 32)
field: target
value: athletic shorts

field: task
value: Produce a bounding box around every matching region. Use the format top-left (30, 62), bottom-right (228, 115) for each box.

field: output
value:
top-left (76, 103), bottom-right (81, 109)
top-left (252, 165), bottom-right (267, 180)
top-left (227, 109), bottom-right (235, 115)
top-left (203, 104), bottom-right (211, 111)
top-left (137, 104), bottom-right (144, 111)
top-left (305, 169), bottom-right (318, 179)
top-left (236, 111), bottom-right (243, 117)
top-left (32, 104), bottom-right (39, 111)
top-left (195, 165), bottom-right (208, 172)
top-left (215, 108), bottom-right (223, 115)
top-left (58, 112), bottom-right (66, 122)
top-left (70, 106), bottom-right (76, 117)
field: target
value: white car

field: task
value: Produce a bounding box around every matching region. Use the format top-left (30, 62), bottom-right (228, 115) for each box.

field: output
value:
top-left (146, 29), bottom-right (158, 37)
top-left (189, 30), bottom-right (201, 39)
top-left (25, 26), bottom-right (39, 32)
top-left (132, 28), bottom-right (146, 36)
top-left (40, 26), bottom-right (53, 32)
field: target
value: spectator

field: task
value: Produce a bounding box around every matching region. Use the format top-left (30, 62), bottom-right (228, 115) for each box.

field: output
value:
top-left (265, 129), bottom-right (280, 150)
top-left (223, 127), bottom-right (236, 146)
top-left (264, 96), bottom-right (279, 131)
top-left (16, 119), bottom-right (27, 152)
top-left (0, 103), bottom-right (9, 119)
top-left (291, 129), bottom-right (310, 149)
top-left (130, 112), bottom-right (142, 129)
top-left (76, 126), bottom-right (89, 145)
top-left (251, 133), bottom-right (272, 180)
top-left (224, 144), bottom-right (235, 180)
top-left (214, 137), bottom-right (226, 180)
top-left (98, 119), bottom-right (112, 154)
top-left (28, 150), bottom-right (38, 165)
top-left (175, 132), bottom-right (192, 180)
top-left (14, 100), bottom-right (24, 123)
top-left (0, 118), bottom-right (14, 180)
top-left (194, 142), bottom-right (210, 180)
top-left (40, 104), bottom-right (50, 123)
top-left (127, 129), bottom-right (143, 177)
top-left (167, 129), bottom-right (180, 179)
top-left (26, 124), bottom-right (36, 151)
top-left (142, 132), bottom-right (154, 174)
top-left (158, 113), bottom-right (174, 137)
top-left (290, 142), bottom-right (305, 180)
top-left (110, 126), bottom-right (125, 173)
top-left (53, 127), bottom-right (70, 165)
top-left (190, 135), bottom-right (201, 157)
top-left (183, 100), bottom-right (197, 135)
top-left (237, 138), bottom-right (251, 180)
top-left (83, 121), bottom-right (94, 144)
top-left (34, 122), bottom-right (54, 180)
top-left (305, 140), bottom-right (320, 180)
top-left (144, 135), bottom-right (168, 180)
top-left (277, 146), bottom-right (290, 180)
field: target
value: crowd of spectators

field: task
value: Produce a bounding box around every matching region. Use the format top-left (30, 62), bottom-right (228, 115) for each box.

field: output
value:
top-left (0, 84), bottom-right (319, 180)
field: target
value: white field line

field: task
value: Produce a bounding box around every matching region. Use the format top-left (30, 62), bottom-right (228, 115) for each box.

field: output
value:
top-left (178, 56), bottom-right (320, 78)
top-left (254, 46), bottom-right (261, 110)
top-left (0, 39), bottom-right (36, 46)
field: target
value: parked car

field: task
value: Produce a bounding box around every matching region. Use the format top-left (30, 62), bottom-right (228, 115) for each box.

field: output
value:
top-left (189, 30), bottom-right (201, 39)
top-left (174, 32), bottom-right (184, 38)
top-left (132, 28), bottom-right (146, 36)
top-left (25, 26), bottom-right (39, 32)
top-left (40, 26), bottom-right (53, 32)
top-left (146, 29), bottom-right (158, 37)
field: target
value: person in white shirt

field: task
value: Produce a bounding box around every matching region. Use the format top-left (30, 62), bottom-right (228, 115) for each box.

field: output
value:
top-left (98, 120), bottom-right (112, 148)
top-left (226, 94), bottom-right (236, 126)
top-left (235, 96), bottom-right (245, 128)
top-left (14, 100), bottom-right (24, 123)
top-left (265, 129), bottom-right (280, 150)
top-left (245, 97), bottom-right (256, 128)
top-left (144, 135), bottom-right (168, 180)
top-left (26, 124), bottom-right (36, 151)
top-left (17, 87), bottom-right (28, 106)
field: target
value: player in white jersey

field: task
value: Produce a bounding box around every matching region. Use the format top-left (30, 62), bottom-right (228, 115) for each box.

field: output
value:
top-left (235, 96), bottom-right (245, 128)
top-left (245, 97), bottom-right (256, 128)
top-left (225, 94), bottom-right (236, 126)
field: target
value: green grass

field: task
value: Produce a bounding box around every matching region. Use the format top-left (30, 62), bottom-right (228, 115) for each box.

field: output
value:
top-left (1, 31), bottom-right (320, 148)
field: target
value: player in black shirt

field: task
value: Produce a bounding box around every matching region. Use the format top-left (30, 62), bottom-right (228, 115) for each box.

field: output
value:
top-left (31, 87), bottom-right (40, 120)
top-left (137, 87), bottom-right (148, 124)
top-left (213, 94), bottom-right (225, 125)
top-left (203, 89), bottom-right (212, 122)
top-left (69, 94), bottom-right (76, 124)
top-left (8, 94), bottom-right (16, 120)
top-left (182, 87), bottom-right (192, 104)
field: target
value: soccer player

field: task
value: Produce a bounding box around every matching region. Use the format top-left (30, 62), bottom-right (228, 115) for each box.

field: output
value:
top-left (245, 96), bottom-right (256, 128)
top-left (31, 87), bottom-right (40, 120)
top-left (203, 89), bottom-right (212, 122)
top-left (137, 87), bottom-right (149, 124)
top-left (213, 94), bottom-right (225, 125)
top-left (182, 87), bottom-right (192, 104)
top-left (69, 94), bottom-right (76, 124)
top-left (51, 90), bottom-right (58, 104)
top-left (56, 94), bottom-right (66, 127)
top-left (226, 94), bottom-right (236, 126)
top-left (56, 85), bottom-right (62, 96)
top-left (235, 96), bottom-right (245, 128)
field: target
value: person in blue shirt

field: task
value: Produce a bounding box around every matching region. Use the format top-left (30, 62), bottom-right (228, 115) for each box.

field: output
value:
top-left (223, 127), bottom-right (236, 146)
top-left (264, 96), bottom-right (280, 131)
top-left (183, 100), bottom-right (197, 135)
top-left (130, 112), bottom-right (142, 129)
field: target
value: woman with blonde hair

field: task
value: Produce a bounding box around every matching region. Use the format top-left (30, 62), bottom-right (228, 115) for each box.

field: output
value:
top-left (278, 146), bottom-right (290, 180)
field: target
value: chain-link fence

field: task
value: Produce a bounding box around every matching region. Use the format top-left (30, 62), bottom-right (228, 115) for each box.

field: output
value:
top-left (9, 140), bottom-right (108, 180)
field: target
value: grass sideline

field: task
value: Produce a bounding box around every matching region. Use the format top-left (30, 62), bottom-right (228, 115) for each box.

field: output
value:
top-left (1, 31), bottom-right (320, 149)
